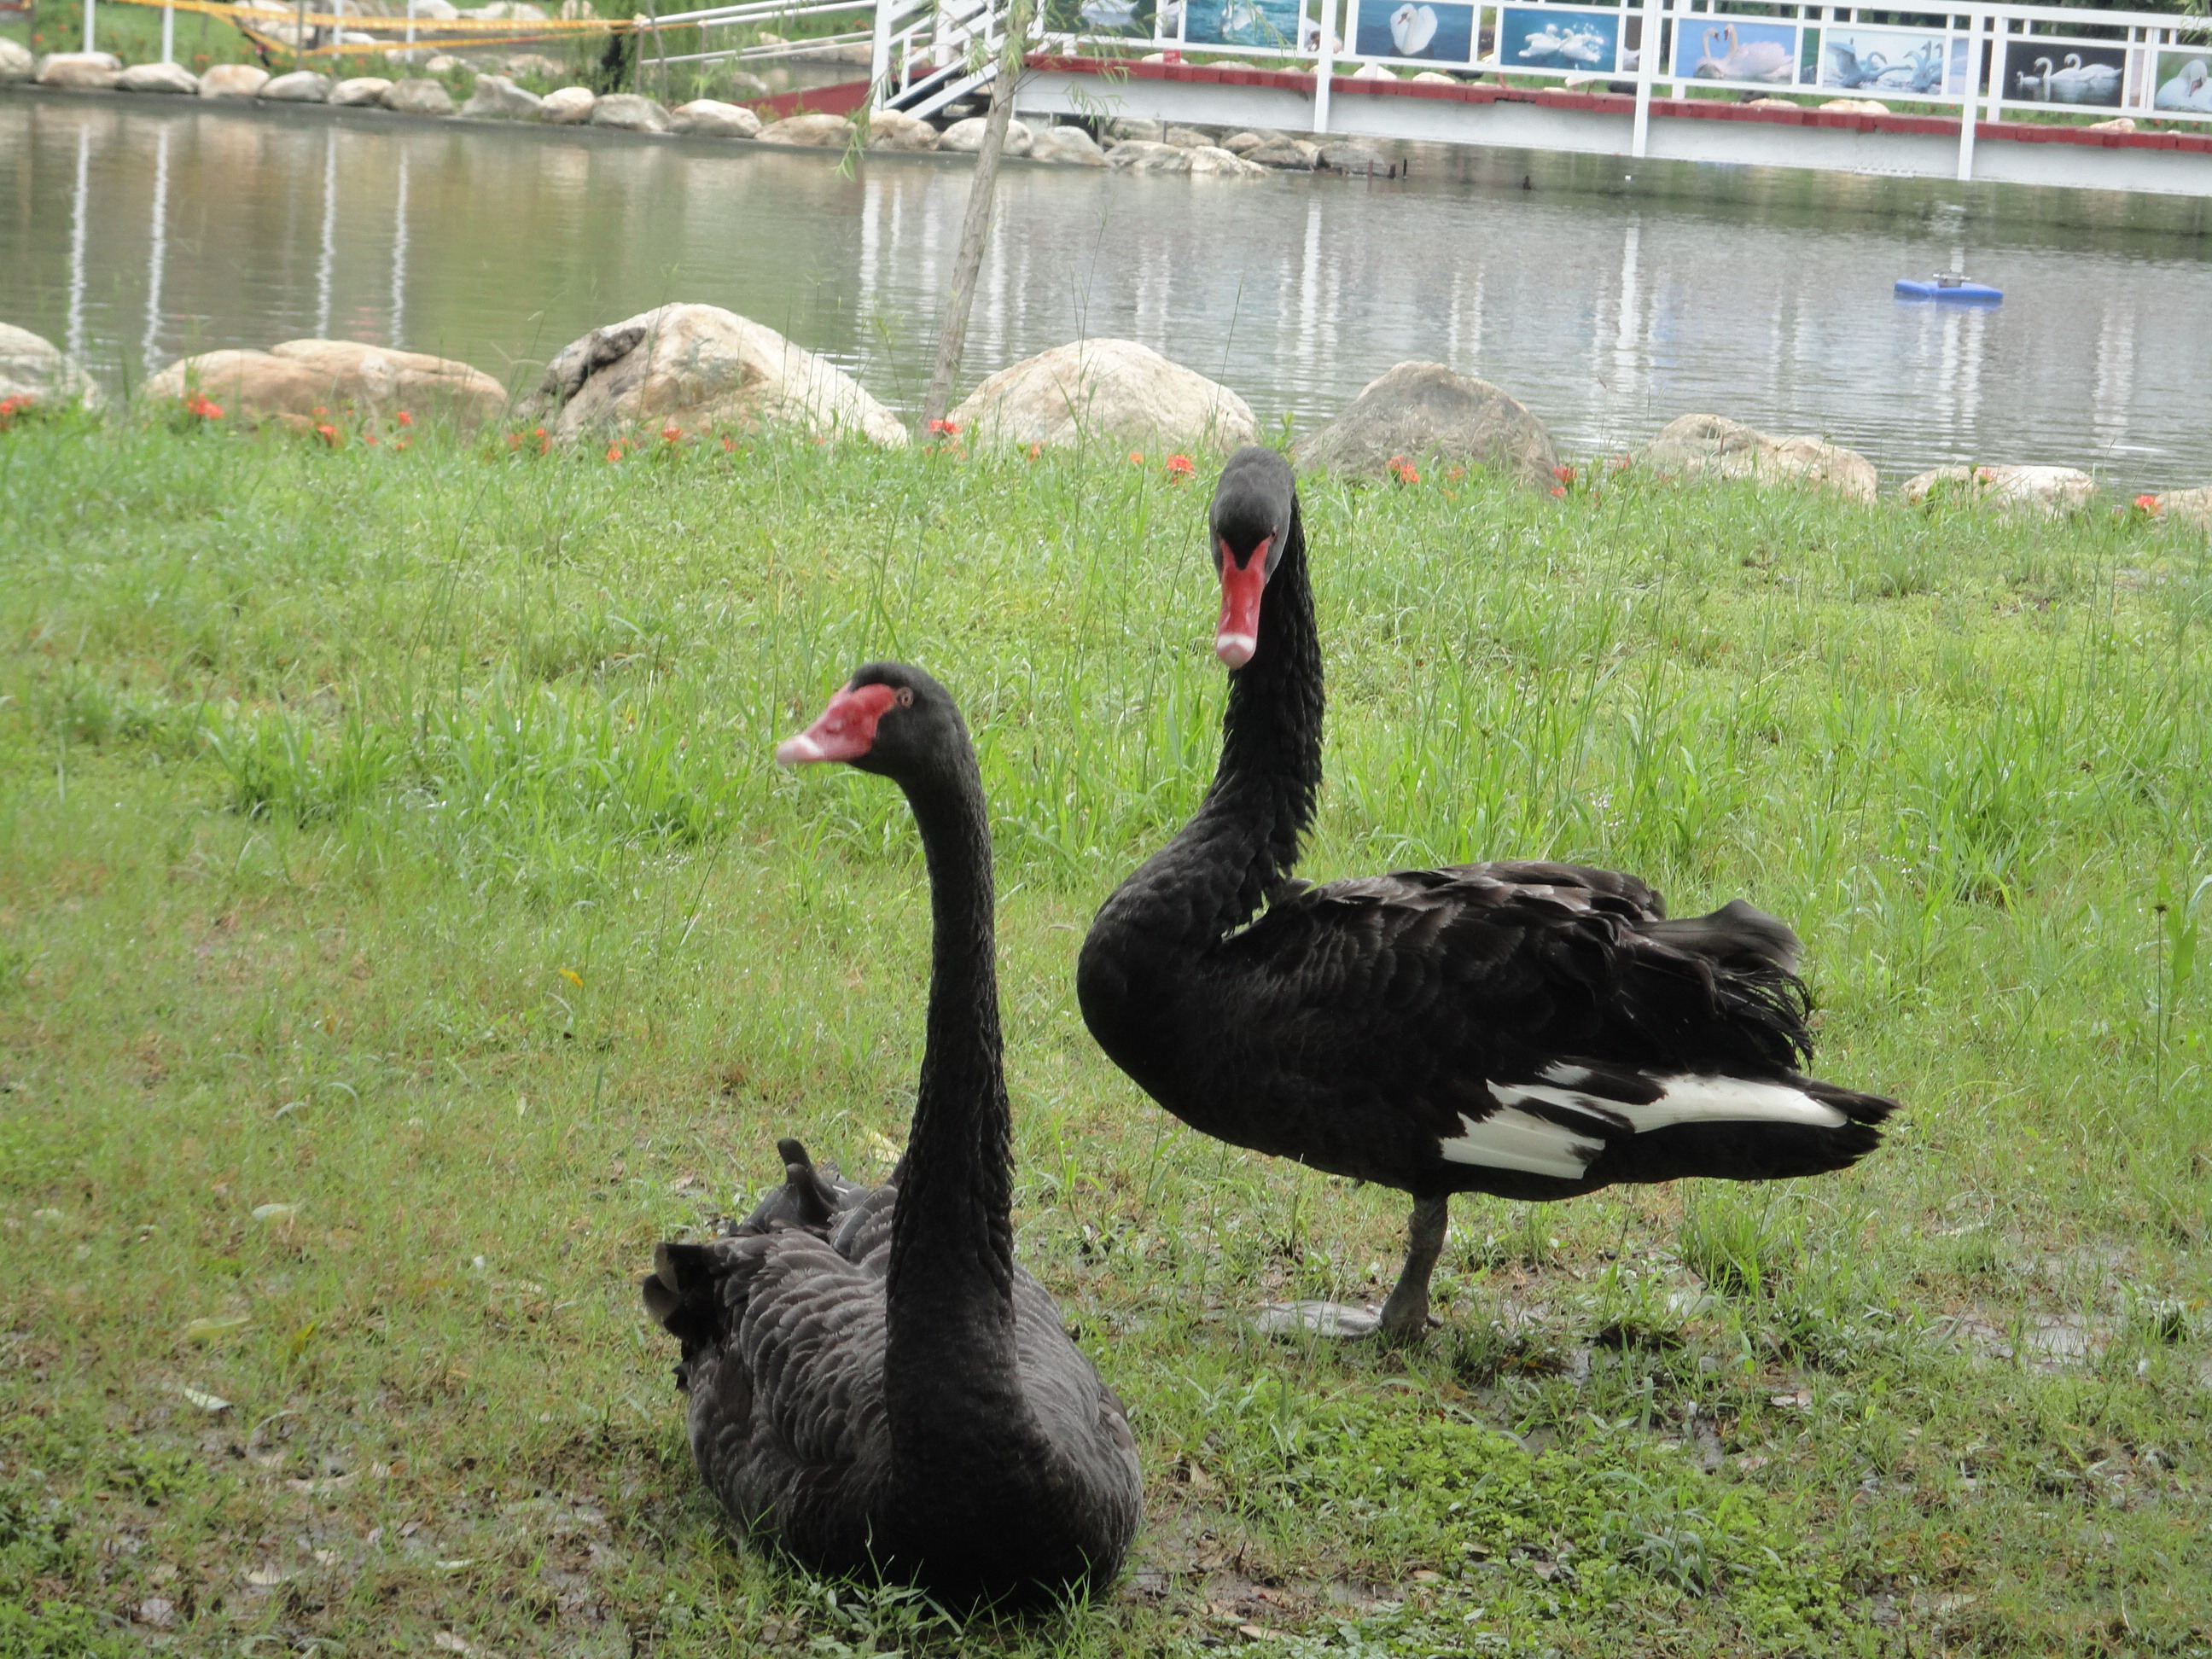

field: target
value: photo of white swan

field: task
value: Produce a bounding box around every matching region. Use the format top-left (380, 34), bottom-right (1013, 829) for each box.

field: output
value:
top-left (1674, 18), bottom-right (1796, 84)
top-left (2155, 52), bottom-right (2212, 113)
top-left (2003, 38), bottom-right (2125, 108)
top-left (1496, 4), bottom-right (1618, 72)
top-left (1357, 0), bottom-right (1474, 61)
top-left (1185, 0), bottom-right (1297, 48)
top-left (1045, 0), bottom-right (1155, 37)
top-left (1820, 27), bottom-right (1962, 96)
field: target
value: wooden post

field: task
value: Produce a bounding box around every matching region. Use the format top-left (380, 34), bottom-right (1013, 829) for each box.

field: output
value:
top-left (919, 0), bottom-right (1034, 437)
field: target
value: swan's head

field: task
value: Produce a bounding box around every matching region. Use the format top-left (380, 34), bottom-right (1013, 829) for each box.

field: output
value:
top-left (1208, 445), bottom-right (1296, 669)
top-left (776, 662), bottom-right (961, 776)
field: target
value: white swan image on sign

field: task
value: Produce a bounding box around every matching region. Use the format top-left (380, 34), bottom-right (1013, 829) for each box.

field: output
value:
top-left (1186, 0), bottom-right (1297, 46)
top-left (1556, 25), bottom-right (1610, 66)
top-left (2004, 39), bottom-right (2124, 107)
top-left (2156, 55), bottom-right (2212, 112)
top-left (1495, 5), bottom-right (1615, 70)
top-left (1688, 21), bottom-right (1796, 84)
top-left (1080, 0), bottom-right (1138, 25)
top-left (1358, 0), bottom-right (1473, 61)
top-left (1391, 3), bottom-right (1437, 57)
top-left (1047, 0), bottom-right (1155, 36)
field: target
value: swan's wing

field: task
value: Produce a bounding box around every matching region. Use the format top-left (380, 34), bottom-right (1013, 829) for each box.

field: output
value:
top-left (643, 1231), bottom-right (892, 1557)
top-left (1214, 860), bottom-right (1885, 1186)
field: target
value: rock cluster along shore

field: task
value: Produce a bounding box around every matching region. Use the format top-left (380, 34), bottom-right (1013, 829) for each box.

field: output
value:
top-left (2, 44), bottom-right (1402, 176)
top-left (2, 313), bottom-right (2207, 523)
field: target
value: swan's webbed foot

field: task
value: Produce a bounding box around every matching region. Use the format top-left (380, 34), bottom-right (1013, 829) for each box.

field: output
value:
top-left (1253, 1196), bottom-right (1449, 1345)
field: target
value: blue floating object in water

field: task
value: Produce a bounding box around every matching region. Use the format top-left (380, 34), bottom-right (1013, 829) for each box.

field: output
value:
top-left (1895, 276), bottom-right (2003, 303)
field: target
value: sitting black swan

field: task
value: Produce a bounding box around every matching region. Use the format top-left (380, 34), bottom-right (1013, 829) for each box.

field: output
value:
top-left (1078, 448), bottom-right (1897, 1340)
top-left (643, 663), bottom-right (1143, 1604)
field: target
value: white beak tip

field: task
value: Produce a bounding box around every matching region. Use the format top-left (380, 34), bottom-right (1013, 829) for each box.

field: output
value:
top-left (1215, 633), bottom-right (1258, 668)
top-left (775, 734), bottom-right (828, 765)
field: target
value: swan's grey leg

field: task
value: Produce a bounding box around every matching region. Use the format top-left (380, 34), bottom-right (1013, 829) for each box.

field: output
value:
top-left (1253, 1195), bottom-right (1449, 1342)
top-left (1375, 1196), bottom-right (1450, 1341)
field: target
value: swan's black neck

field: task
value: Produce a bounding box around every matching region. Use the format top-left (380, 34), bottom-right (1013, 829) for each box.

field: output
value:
top-left (882, 738), bottom-right (1022, 1453)
top-left (1149, 504), bottom-right (1325, 945)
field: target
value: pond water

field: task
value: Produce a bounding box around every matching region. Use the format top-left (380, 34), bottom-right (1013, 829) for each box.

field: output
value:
top-left (5, 90), bottom-right (2211, 486)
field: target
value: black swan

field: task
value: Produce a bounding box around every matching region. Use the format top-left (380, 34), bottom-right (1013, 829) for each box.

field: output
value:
top-left (643, 663), bottom-right (1143, 1604)
top-left (1078, 448), bottom-right (1896, 1340)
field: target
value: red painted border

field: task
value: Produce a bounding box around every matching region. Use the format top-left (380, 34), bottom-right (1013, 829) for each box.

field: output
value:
top-left (748, 79), bottom-right (873, 119)
top-left (1023, 53), bottom-right (2212, 155)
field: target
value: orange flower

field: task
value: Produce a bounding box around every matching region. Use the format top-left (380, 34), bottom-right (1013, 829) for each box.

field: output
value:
top-left (2135, 493), bottom-right (2162, 513)
top-left (1027, 442), bottom-right (1043, 461)
top-left (364, 433), bottom-right (379, 445)
top-left (606, 445), bottom-right (623, 463)
top-left (184, 392), bottom-right (224, 421)
top-left (719, 436), bottom-right (736, 453)
top-left (927, 418), bottom-right (961, 436)
top-left (1550, 486), bottom-right (1566, 498)
top-left (1129, 451), bottom-right (1144, 464)
top-left (662, 423), bottom-right (682, 444)
top-left (1387, 455), bottom-right (1418, 484)
top-left (1553, 464), bottom-right (1577, 486)
top-left (1165, 453), bottom-right (1194, 477)
top-left (312, 406), bottom-right (328, 418)
top-left (316, 422), bottom-right (339, 445)
top-left (397, 410), bottom-right (414, 428)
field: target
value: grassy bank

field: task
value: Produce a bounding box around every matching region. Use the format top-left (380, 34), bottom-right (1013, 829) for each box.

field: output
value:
top-left (2, 415), bottom-right (2209, 1656)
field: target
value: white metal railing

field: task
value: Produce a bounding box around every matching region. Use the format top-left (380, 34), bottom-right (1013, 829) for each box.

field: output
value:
top-left (639, 0), bottom-right (875, 67)
top-left (979, 0), bottom-right (2211, 174)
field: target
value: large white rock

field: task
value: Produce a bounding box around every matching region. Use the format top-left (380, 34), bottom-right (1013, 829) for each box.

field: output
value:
top-left (1030, 124), bottom-right (1108, 166)
top-left (537, 84), bottom-right (596, 123)
top-left (330, 76), bottom-right (393, 106)
top-left (672, 98), bottom-right (761, 138)
top-left (1901, 463), bottom-right (2096, 517)
top-left (199, 63), bottom-right (271, 98)
top-left (514, 304), bottom-right (907, 447)
top-left (590, 92), bottom-right (669, 131)
top-left (868, 109), bottom-right (937, 150)
top-left (37, 50), bottom-right (122, 90)
top-left (2146, 486), bottom-right (2212, 527)
top-left (382, 78), bottom-right (455, 115)
top-left (259, 70), bottom-right (332, 102)
top-left (0, 322), bottom-right (104, 410)
top-left (1294, 361), bottom-right (1557, 487)
top-left (0, 38), bottom-right (35, 82)
top-left (460, 73), bottom-right (543, 119)
top-left (939, 116), bottom-right (1032, 155)
top-left (756, 112), bottom-right (853, 147)
top-left (1186, 144), bottom-right (1266, 177)
top-left (117, 61), bottom-right (201, 95)
top-left (143, 340), bottom-right (507, 430)
top-left (1106, 139), bottom-right (1190, 173)
top-left (947, 339), bottom-right (1256, 452)
top-left (1633, 413), bottom-right (1877, 504)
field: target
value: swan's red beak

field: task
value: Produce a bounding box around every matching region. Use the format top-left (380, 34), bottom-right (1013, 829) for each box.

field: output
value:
top-left (1216, 537), bottom-right (1269, 668)
top-left (777, 682), bottom-right (898, 765)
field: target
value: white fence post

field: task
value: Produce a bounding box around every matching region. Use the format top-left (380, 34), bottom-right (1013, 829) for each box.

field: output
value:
top-left (1313, 0), bottom-right (1336, 133)
top-left (1631, 0), bottom-right (1658, 158)
top-left (870, 0), bottom-right (892, 97)
top-left (160, 0), bottom-right (175, 60)
top-left (83, 0), bottom-right (96, 52)
top-left (1957, 11), bottom-right (1983, 182)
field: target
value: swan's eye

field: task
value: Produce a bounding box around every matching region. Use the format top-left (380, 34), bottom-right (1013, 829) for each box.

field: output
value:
top-left (896, 687), bottom-right (915, 707)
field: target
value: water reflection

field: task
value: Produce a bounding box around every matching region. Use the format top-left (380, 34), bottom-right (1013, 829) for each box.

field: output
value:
top-left (3, 93), bottom-right (2209, 486)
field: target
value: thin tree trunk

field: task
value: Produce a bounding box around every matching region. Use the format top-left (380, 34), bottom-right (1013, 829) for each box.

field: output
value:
top-left (918, 0), bottom-right (1033, 439)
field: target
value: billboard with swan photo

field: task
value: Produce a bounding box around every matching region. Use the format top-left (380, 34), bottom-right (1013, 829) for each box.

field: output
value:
top-left (1819, 27), bottom-right (1968, 97)
top-left (1185, 0), bottom-right (1302, 48)
top-left (1358, 0), bottom-right (1477, 63)
top-left (2002, 39), bottom-right (2126, 108)
top-left (1673, 18), bottom-right (1801, 85)
top-left (1495, 6), bottom-right (1619, 73)
top-left (2154, 49), bottom-right (2212, 114)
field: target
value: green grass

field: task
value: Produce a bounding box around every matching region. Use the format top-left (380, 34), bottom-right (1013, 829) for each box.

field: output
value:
top-left (1, 410), bottom-right (2209, 1656)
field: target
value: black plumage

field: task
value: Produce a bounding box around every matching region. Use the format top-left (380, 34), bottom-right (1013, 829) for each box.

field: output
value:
top-left (644, 664), bottom-right (1142, 1605)
top-left (1079, 448), bottom-right (1896, 1339)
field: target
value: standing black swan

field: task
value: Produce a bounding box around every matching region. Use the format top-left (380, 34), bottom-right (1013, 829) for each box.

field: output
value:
top-left (1078, 448), bottom-right (1896, 1341)
top-left (643, 664), bottom-right (1143, 1604)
